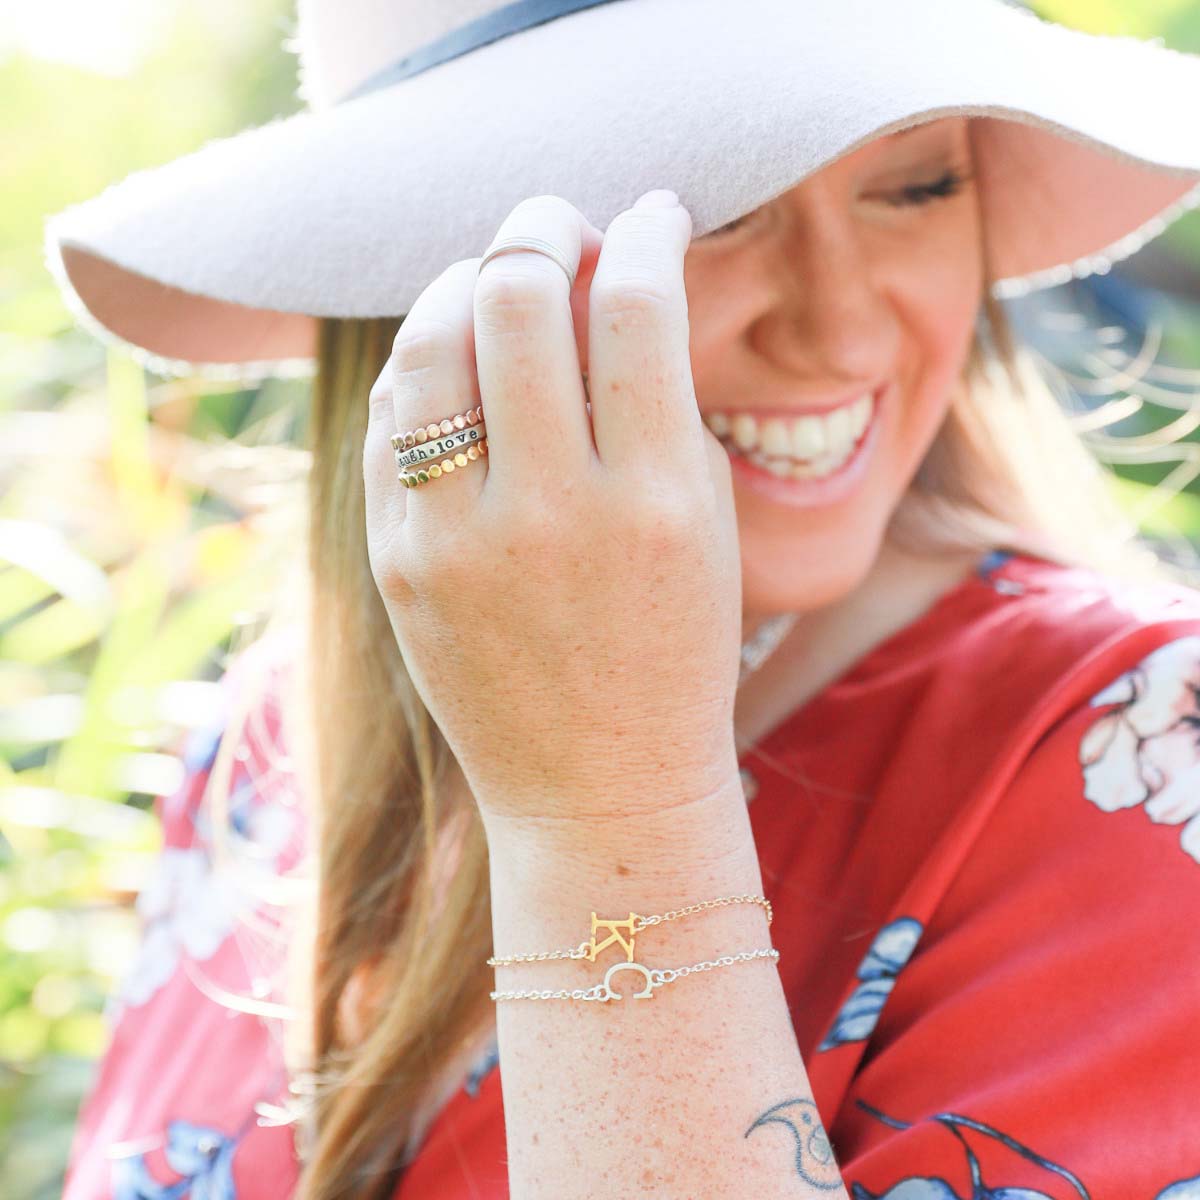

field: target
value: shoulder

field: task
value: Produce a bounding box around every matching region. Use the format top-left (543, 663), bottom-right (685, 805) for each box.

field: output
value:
top-left (878, 552), bottom-right (1200, 818)
top-left (932, 551), bottom-right (1200, 753)
top-left (834, 562), bottom-right (1200, 1195)
top-left (969, 550), bottom-right (1200, 670)
top-left (929, 559), bottom-right (1200, 986)
top-left (964, 553), bottom-right (1200, 858)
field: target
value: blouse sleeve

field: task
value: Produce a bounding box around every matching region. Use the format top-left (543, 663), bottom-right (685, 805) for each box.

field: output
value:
top-left (62, 636), bottom-right (307, 1200)
top-left (834, 629), bottom-right (1200, 1200)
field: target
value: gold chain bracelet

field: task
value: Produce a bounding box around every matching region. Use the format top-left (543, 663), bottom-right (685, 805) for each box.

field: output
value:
top-left (486, 891), bottom-right (778, 1004)
top-left (486, 892), bottom-right (773, 967)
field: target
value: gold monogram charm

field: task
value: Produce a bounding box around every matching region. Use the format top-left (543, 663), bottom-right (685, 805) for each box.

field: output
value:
top-left (587, 912), bottom-right (640, 962)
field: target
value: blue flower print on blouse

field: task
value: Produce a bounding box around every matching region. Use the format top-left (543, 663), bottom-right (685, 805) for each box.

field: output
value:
top-left (109, 711), bottom-right (299, 1024)
top-left (847, 1096), bottom-right (1200, 1199)
top-left (112, 1117), bottom-right (246, 1199)
top-left (817, 917), bottom-right (924, 1052)
top-left (181, 718), bottom-right (224, 777)
top-left (1079, 634), bottom-right (1200, 865)
top-left (463, 1036), bottom-right (500, 1098)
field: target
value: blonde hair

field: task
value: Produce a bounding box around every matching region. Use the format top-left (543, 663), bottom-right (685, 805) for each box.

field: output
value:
top-left (195, 285), bottom-right (1200, 1200)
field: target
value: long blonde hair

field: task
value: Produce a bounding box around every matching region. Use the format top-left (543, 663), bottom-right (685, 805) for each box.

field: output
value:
top-left (202, 285), bottom-right (1200, 1199)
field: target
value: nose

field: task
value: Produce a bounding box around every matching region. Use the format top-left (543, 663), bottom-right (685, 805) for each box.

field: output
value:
top-left (752, 195), bottom-right (898, 379)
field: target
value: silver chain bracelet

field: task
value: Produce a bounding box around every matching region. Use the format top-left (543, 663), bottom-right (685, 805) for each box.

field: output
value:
top-left (490, 947), bottom-right (781, 1002)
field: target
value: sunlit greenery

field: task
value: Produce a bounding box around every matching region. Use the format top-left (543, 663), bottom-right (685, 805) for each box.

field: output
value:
top-left (1, 3), bottom-right (301, 1194)
top-left (2, 3), bottom-right (1199, 1197)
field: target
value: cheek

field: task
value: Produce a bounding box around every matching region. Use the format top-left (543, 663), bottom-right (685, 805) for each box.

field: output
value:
top-left (683, 247), bottom-right (776, 388)
top-left (683, 263), bottom-right (741, 383)
top-left (884, 226), bottom-right (984, 457)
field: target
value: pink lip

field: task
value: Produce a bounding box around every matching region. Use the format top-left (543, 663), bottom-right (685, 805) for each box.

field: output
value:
top-left (703, 379), bottom-right (887, 419)
top-left (722, 380), bottom-right (890, 509)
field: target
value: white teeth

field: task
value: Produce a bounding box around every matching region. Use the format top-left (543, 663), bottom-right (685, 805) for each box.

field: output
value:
top-left (849, 399), bottom-right (870, 439)
top-left (731, 413), bottom-right (758, 452)
top-left (703, 391), bottom-right (875, 460)
top-left (706, 411), bottom-right (731, 437)
top-left (789, 417), bottom-right (828, 459)
top-left (758, 419), bottom-right (794, 457)
top-left (746, 441), bottom-right (856, 480)
top-left (826, 405), bottom-right (854, 448)
top-left (747, 450), bottom-right (795, 477)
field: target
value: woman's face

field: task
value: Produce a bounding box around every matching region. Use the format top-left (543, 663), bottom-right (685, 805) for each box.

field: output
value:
top-left (683, 116), bottom-right (985, 616)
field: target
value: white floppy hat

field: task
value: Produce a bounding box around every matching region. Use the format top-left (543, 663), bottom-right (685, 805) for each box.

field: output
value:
top-left (43, 0), bottom-right (1200, 380)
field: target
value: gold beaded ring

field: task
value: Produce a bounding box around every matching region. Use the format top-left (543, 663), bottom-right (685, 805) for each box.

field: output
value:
top-left (392, 404), bottom-right (489, 489)
top-left (398, 437), bottom-right (488, 488)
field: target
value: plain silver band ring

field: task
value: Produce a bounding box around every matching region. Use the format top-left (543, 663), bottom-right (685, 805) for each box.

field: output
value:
top-left (478, 236), bottom-right (577, 290)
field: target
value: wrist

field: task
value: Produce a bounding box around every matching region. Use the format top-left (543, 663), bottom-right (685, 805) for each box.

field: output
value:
top-left (474, 736), bottom-right (745, 836)
top-left (482, 775), bottom-right (769, 999)
top-left (465, 710), bottom-right (746, 829)
top-left (480, 765), bottom-right (756, 890)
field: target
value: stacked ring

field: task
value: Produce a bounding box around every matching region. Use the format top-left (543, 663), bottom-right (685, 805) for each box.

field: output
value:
top-left (391, 404), bottom-right (488, 488)
top-left (398, 438), bottom-right (489, 487)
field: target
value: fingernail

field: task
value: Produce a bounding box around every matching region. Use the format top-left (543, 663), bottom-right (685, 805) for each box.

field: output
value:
top-left (634, 188), bottom-right (679, 209)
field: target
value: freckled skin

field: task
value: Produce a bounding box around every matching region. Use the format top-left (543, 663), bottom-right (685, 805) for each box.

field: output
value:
top-left (684, 116), bottom-right (985, 622)
top-left (480, 120), bottom-right (984, 1197)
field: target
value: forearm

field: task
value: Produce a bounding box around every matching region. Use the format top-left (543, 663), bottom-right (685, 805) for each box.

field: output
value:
top-left (480, 772), bottom-right (850, 1200)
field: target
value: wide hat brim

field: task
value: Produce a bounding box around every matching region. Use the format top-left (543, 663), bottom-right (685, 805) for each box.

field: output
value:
top-left (43, 0), bottom-right (1200, 380)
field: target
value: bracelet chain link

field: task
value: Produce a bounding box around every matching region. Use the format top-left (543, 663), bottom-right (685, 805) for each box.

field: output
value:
top-left (490, 948), bottom-right (781, 1002)
top-left (486, 892), bottom-right (773, 966)
top-left (487, 893), bottom-right (778, 1002)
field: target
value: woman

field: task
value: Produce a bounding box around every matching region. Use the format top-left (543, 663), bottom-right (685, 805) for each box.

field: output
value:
top-left (48, 1), bottom-right (1200, 1197)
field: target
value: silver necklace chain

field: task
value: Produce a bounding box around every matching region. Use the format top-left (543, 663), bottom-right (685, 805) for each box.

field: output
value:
top-left (734, 611), bottom-right (800, 804)
top-left (738, 611), bottom-right (800, 687)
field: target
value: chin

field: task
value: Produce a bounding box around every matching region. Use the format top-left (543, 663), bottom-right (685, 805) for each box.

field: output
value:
top-left (740, 518), bottom-right (884, 616)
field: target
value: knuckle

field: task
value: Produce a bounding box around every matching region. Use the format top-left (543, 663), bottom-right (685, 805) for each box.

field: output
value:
top-left (399, 517), bottom-right (473, 592)
top-left (391, 320), bottom-right (458, 378)
top-left (475, 261), bottom-right (562, 324)
top-left (590, 275), bottom-right (676, 323)
top-left (366, 524), bottom-right (417, 608)
top-left (367, 377), bottom-right (394, 427)
top-left (625, 489), bottom-right (698, 555)
top-left (368, 358), bottom-right (390, 407)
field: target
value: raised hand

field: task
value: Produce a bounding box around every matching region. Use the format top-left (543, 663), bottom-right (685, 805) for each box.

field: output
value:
top-left (363, 190), bottom-right (744, 834)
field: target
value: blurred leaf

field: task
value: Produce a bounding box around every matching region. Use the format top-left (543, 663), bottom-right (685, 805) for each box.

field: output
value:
top-left (1033, 0), bottom-right (1198, 36)
top-left (0, 567), bottom-right (56, 628)
top-left (0, 595), bottom-right (105, 666)
top-left (49, 550), bottom-right (169, 801)
top-left (0, 785), bottom-right (156, 842)
top-left (0, 520), bottom-right (113, 619)
top-left (1110, 471), bottom-right (1200, 537)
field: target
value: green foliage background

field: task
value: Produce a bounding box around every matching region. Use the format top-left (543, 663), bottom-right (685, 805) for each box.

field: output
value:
top-left (1, 3), bottom-right (1199, 1196)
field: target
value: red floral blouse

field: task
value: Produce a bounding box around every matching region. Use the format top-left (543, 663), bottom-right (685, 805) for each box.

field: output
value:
top-left (62, 549), bottom-right (1200, 1199)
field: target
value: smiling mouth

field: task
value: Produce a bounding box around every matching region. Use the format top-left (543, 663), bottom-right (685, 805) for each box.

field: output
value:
top-left (702, 388), bottom-right (878, 480)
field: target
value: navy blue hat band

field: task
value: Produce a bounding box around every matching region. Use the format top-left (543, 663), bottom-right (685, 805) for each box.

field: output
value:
top-left (340, 0), bottom-right (628, 104)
